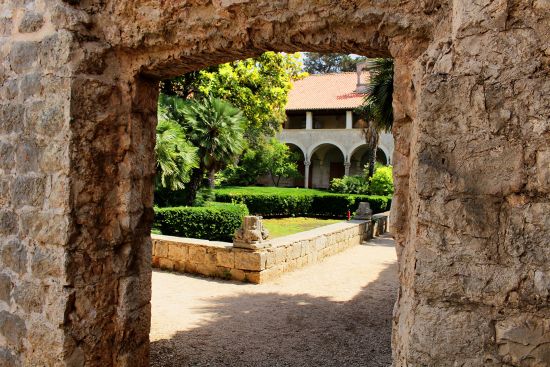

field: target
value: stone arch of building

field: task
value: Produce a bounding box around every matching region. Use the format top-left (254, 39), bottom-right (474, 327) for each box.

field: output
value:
top-left (349, 143), bottom-right (391, 166)
top-left (308, 141), bottom-right (347, 162)
top-left (2, 2), bottom-right (548, 367)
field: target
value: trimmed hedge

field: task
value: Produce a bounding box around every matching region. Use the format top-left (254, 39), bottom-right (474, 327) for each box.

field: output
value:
top-left (154, 202), bottom-right (249, 242)
top-left (214, 189), bottom-right (391, 218)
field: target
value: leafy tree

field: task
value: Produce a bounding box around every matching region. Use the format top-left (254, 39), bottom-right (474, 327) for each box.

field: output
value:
top-left (355, 58), bottom-right (394, 177)
top-left (219, 138), bottom-right (301, 187)
top-left (160, 94), bottom-right (247, 204)
top-left (369, 166), bottom-right (394, 195)
top-left (302, 53), bottom-right (366, 74)
top-left (161, 52), bottom-right (306, 145)
top-left (262, 138), bottom-right (301, 186)
top-left (155, 112), bottom-right (198, 191)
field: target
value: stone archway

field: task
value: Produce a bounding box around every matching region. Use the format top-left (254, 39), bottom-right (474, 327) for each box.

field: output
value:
top-left (1, 1), bottom-right (549, 367)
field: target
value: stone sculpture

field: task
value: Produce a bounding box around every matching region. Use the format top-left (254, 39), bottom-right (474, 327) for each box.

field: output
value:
top-left (233, 216), bottom-right (270, 250)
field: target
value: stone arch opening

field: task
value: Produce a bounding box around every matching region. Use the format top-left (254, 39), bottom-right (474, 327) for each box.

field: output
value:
top-left (349, 145), bottom-right (389, 175)
top-left (2, 2), bottom-right (547, 367)
top-left (308, 143), bottom-right (346, 188)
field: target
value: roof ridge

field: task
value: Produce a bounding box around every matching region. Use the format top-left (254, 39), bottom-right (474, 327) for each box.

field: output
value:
top-left (304, 72), bottom-right (357, 76)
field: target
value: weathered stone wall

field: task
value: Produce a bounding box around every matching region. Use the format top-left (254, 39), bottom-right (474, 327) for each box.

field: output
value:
top-left (1, 0), bottom-right (549, 366)
top-left (152, 220), bottom-right (367, 284)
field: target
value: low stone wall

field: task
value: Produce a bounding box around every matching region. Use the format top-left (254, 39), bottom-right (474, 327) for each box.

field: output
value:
top-left (152, 220), bottom-right (368, 284)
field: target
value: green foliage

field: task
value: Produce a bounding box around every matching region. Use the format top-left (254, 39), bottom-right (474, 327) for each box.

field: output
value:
top-left (161, 52), bottom-right (306, 145)
top-left (213, 187), bottom-right (391, 218)
top-left (155, 116), bottom-right (198, 191)
top-left (159, 94), bottom-right (247, 203)
top-left (219, 138), bottom-right (301, 187)
top-left (303, 53), bottom-right (367, 74)
top-left (262, 138), bottom-right (301, 186)
top-left (329, 175), bottom-right (369, 195)
top-left (355, 58), bottom-right (394, 132)
top-left (369, 166), bottom-right (394, 196)
top-left (154, 202), bottom-right (249, 242)
top-left (355, 58), bottom-right (394, 177)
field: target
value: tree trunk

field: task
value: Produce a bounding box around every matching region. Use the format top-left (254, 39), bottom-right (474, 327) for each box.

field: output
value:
top-left (368, 146), bottom-right (376, 178)
top-left (207, 168), bottom-right (216, 189)
top-left (184, 168), bottom-right (203, 206)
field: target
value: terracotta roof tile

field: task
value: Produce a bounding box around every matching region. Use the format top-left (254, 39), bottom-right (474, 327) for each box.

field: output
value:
top-left (286, 72), bottom-right (367, 111)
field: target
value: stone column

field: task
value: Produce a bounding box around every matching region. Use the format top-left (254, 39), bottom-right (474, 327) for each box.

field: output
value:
top-left (304, 160), bottom-right (311, 188)
top-left (0, 4), bottom-right (155, 366)
top-left (344, 161), bottom-right (351, 176)
top-left (305, 111), bottom-right (313, 129)
top-left (391, 2), bottom-right (550, 366)
top-left (345, 110), bottom-right (353, 129)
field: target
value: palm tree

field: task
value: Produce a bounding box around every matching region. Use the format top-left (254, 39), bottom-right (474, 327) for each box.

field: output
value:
top-left (160, 94), bottom-right (247, 204)
top-left (155, 111), bottom-right (198, 191)
top-left (355, 58), bottom-right (394, 177)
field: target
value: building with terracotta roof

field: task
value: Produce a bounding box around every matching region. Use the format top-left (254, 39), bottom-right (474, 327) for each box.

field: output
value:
top-left (276, 71), bottom-right (394, 188)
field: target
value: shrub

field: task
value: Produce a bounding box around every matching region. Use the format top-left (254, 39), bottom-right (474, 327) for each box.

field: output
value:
top-left (154, 202), bottom-right (249, 242)
top-left (369, 166), bottom-right (394, 196)
top-left (213, 187), bottom-right (391, 218)
top-left (329, 175), bottom-right (369, 194)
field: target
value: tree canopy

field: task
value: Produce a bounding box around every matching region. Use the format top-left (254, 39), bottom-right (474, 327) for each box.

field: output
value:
top-left (161, 52), bottom-right (306, 145)
top-left (302, 53), bottom-right (366, 74)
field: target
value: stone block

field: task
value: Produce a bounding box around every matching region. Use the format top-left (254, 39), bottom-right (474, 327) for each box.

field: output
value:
top-left (0, 104), bottom-right (24, 135)
top-left (10, 175), bottom-right (45, 207)
top-left (230, 268), bottom-right (246, 282)
top-left (288, 243), bottom-right (301, 260)
top-left (315, 236), bottom-right (327, 251)
top-left (274, 246), bottom-right (287, 264)
top-left (0, 142), bottom-right (15, 171)
top-left (189, 246), bottom-right (206, 263)
top-left (264, 250), bottom-right (276, 269)
top-left (0, 210), bottom-right (18, 235)
top-left (174, 261), bottom-right (186, 273)
top-left (0, 179), bottom-right (9, 206)
top-left (235, 250), bottom-right (265, 271)
top-left (0, 273), bottom-right (12, 304)
top-left (15, 138), bottom-right (41, 173)
top-left (216, 249), bottom-right (234, 268)
top-left (18, 12), bottom-right (44, 33)
top-left (0, 311), bottom-right (26, 350)
top-left (31, 246), bottom-right (63, 279)
top-left (0, 347), bottom-right (17, 367)
top-left (151, 256), bottom-right (160, 268)
top-left (1, 239), bottom-right (27, 275)
top-left (158, 258), bottom-right (174, 271)
top-left (496, 316), bottom-right (550, 366)
top-left (244, 271), bottom-right (261, 284)
top-left (195, 263), bottom-right (217, 277)
top-left (205, 248), bottom-right (217, 267)
top-left (154, 241), bottom-right (168, 258)
top-left (168, 243), bottom-right (188, 262)
top-left (13, 281), bottom-right (43, 314)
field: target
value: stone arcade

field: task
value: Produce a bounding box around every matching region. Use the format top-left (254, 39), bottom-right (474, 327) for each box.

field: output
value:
top-left (0, 1), bottom-right (549, 366)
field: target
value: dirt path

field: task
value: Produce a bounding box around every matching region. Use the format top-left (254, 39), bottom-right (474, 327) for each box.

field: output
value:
top-left (150, 235), bottom-right (398, 367)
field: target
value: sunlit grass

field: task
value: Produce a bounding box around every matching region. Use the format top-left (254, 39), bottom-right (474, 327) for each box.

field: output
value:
top-left (263, 217), bottom-right (342, 238)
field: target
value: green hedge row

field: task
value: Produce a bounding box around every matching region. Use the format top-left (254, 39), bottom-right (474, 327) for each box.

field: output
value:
top-left (154, 203), bottom-right (249, 242)
top-left (213, 191), bottom-right (391, 218)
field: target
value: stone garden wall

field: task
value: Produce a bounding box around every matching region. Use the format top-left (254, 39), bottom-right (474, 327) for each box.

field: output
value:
top-left (152, 220), bottom-right (368, 284)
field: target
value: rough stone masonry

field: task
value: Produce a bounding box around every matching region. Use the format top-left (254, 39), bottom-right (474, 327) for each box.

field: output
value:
top-left (0, 0), bottom-right (549, 366)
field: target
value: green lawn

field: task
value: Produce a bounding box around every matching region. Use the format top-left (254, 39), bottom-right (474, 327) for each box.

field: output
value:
top-left (262, 217), bottom-right (342, 238)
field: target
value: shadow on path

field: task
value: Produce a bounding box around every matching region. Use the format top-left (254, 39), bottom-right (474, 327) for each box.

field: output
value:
top-left (150, 260), bottom-right (397, 367)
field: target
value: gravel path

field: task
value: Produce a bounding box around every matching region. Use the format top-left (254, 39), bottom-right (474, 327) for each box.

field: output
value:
top-left (150, 235), bottom-right (398, 367)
